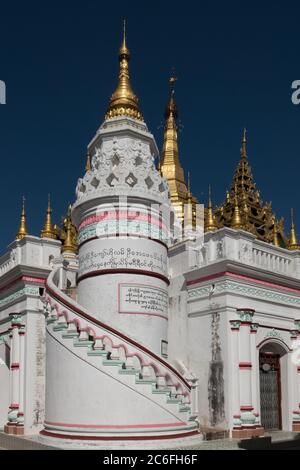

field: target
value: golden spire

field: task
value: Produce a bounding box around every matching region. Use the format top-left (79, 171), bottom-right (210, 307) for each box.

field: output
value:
top-left (205, 185), bottom-right (218, 232)
top-left (41, 195), bottom-right (57, 239)
top-left (105, 20), bottom-right (143, 121)
top-left (16, 196), bottom-right (28, 240)
top-left (62, 205), bottom-right (77, 253)
top-left (187, 172), bottom-right (192, 203)
top-left (241, 128), bottom-right (247, 159)
top-left (161, 74), bottom-right (180, 168)
top-left (85, 150), bottom-right (91, 172)
top-left (160, 73), bottom-right (195, 224)
top-left (273, 218), bottom-right (280, 247)
top-left (289, 208), bottom-right (300, 250)
top-left (231, 186), bottom-right (243, 229)
top-left (184, 172), bottom-right (194, 231)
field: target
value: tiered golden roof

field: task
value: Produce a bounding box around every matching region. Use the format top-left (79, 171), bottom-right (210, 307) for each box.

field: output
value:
top-left (160, 76), bottom-right (197, 226)
top-left (213, 129), bottom-right (287, 246)
top-left (105, 21), bottom-right (143, 121)
top-left (16, 197), bottom-right (28, 240)
top-left (41, 195), bottom-right (57, 239)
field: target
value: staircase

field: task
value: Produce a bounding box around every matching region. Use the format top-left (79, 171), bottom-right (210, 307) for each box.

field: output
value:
top-left (41, 269), bottom-right (199, 441)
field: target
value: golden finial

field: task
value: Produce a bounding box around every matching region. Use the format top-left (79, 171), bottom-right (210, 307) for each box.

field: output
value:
top-left (105, 21), bottom-right (143, 121)
top-left (187, 172), bottom-right (192, 202)
top-left (161, 74), bottom-right (180, 168)
top-left (85, 150), bottom-right (91, 172)
top-left (160, 73), bottom-right (196, 225)
top-left (205, 185), bottom-right (218, 232)
top-left (16, 196), bottom-right (28, 240)
top-left (41, 194), bottom-right (57, 239)
top-left (62, 205), bottom-right (77, 253)
top-left (289, 208), bottom-right (300, 250)
top-left (231, 186), bottom-right (243, 229)
top-left (272, 218), bottom-right (280, 247)
top-left (241, 128), bottom-right (247, 159)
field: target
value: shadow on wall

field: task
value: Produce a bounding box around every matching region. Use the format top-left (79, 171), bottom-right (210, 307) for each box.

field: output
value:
top-left (208, 312), bottom-right (225, 426)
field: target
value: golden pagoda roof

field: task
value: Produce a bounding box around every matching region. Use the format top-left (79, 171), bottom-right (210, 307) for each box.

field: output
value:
top-left (16, 196), bottom-right (28, 240)
top-left (160, 75), bottom-right (197, 226)
top-left (105, 21), bottom-right (143, 122)
top-left (214, 129), bottom-right (287, 246)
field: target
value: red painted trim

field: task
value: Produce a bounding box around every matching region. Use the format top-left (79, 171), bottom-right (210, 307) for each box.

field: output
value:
top-left (233, 414), bottom-right (241, 419)
top-left (187, 271), bottom-right (226, 286)
top-left (0, 275), bottom-right (46, 295)
top-left (17, 412), bottom-right (24, 416)
top-left (22, 276), bottom-right (45, 284)
top-left (77, 269), bottom-right (170, 286)
top-left (45, 283), bottom-right (191, 391)
top-left (239, 362), bottom-right (252, 369)
top-left (40, 429), bottom-right (199, 441)
top-left (10, 363), bottom-right (20, 370)
top-left (187, 270), bottom-right (300, 295)
top-left (240, 322), bottom-right (252, 327)
top-left (44, 421), bottom-right (186, 429)
top-left (240, 406), bottom-right (254, 411)
top-left (9, 404), bottom-right (19, 409)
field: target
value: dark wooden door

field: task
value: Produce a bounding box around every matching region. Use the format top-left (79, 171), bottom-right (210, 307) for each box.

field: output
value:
top-left (259, 353), bottom-right (282, 430)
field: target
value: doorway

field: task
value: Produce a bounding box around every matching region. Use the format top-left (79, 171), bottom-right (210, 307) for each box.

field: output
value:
top-left (259, 345), bottom-right (283, 430)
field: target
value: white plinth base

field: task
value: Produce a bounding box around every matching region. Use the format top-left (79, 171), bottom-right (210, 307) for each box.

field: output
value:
top-left (38, 430), bottom-right (203, 450)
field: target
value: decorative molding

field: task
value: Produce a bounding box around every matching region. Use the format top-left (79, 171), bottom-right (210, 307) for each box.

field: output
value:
top-left (188, 279), bottom-right (300, 307)
top-left (265, 329), bottom-right (284, 341)
top-left (237, 308), bottom-right (255, 322)
top-left (0, 286), bottom-right (40, 309)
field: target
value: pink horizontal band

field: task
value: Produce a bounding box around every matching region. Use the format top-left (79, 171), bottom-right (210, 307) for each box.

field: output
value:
top-left (79, 211), bottom-right (167, 231)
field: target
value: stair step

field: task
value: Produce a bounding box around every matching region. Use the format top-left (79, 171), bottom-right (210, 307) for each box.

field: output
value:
top-left (136, 379), bottom-right (157, 385)
top-left (62, 332), bottom-right (79, 339)
top-left (102, 360), bottom-right (124, 366)
top-left (179, 406), bottom-right (191, 412)
top-left (53, 324), bottom-right (68, 331)
top-left (152, 389), bottom-right (169, 395)
top-left (87, 350), bottom-right (108, 357)
top-left (166, 398), bottom-right (182, 404)
top-left (118, 369), bottom-right (140, 375)
top-left (73, 340), bottom-right (94, 347)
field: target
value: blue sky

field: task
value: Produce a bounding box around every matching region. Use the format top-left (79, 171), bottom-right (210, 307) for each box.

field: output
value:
top-left (0, 1), bottom-right (300, 250)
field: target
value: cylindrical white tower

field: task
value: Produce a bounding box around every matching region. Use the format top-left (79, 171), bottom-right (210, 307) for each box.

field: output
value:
top-left (73, 116), bottom-right (170, 355)
top-left (71, 27), bottom-right (171, 356)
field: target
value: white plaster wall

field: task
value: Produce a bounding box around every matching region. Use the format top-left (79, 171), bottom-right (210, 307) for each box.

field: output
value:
top-left (45, 333), bottom-right (183, 430)
top-left (24, 312), bottom-right (46, 434)
top-left (78, 273), bottom-right (168, 355)
top-left (0, 341), bottom-right (10, 426)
